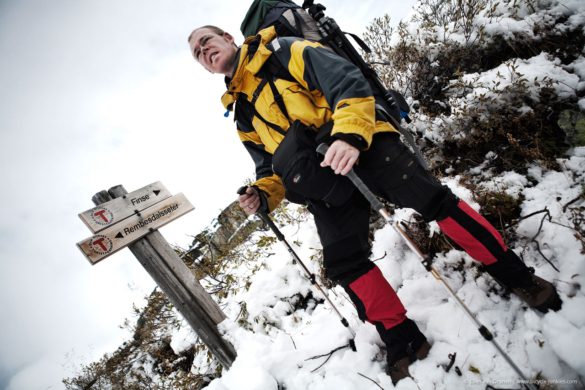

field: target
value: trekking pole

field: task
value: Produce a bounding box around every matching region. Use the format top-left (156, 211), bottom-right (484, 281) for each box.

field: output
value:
top-left (237, 187), bottom-right (357, 352)
top-left (316, 144), bottom-right (538, 390)
top-left (304, 0), bottom-right (429, 171)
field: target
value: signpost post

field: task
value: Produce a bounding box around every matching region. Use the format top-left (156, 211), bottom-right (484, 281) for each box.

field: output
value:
top-left (77, 182), bottom-right (237, 369)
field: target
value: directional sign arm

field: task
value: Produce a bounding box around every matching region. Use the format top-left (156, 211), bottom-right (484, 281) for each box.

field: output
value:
top-left (78, 181), bottom-right (172, 233)
top-left (77, 193), bottom-right (194, 264)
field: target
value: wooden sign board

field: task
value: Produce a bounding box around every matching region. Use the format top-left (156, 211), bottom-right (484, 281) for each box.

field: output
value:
top-left (77, 193), bottom-right (194, 264)
top-left (79, 181), bottom-right (171, 233)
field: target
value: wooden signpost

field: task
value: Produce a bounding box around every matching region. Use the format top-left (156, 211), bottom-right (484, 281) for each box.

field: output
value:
top-left (77, 182), bottom-right (237, 369)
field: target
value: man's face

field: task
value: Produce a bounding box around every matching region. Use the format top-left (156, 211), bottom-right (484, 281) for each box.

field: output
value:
top-left (189, 28), bottom-right (237, 76)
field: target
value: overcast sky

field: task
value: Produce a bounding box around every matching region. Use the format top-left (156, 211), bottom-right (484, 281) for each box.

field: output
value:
top-left (0, 1), bottom-right (416, 388)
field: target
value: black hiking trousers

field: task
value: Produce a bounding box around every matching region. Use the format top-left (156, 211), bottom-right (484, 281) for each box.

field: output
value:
top-left (303, 132), bottom-right (516, 334)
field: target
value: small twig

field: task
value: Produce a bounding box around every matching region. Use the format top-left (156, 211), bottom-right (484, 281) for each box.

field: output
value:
top-left (205, 274), bottom-right (228, 286)
top-left (530, 210), bottom-right (560, 272)
top-left (505, 207), bottom-right (560, 271)
top-left (533, 240), bottom-right (559, 272)
top-left (499, 211), bottom-right (507, 241)
top-left (327, 285), bottom-right (340, 298)
top-left (236, 302), bottom-right (246, 321)
top-left (357, 372), bottom-right (384, 389)
top-left (305, 344), bottom-right (348, 361)
top-left (563, 193), bottom-right (584, 213)
top-left (554, 79), bottom-right (578, 93)
top-left (506, 207), bottom-right (549, 229)
top-left (548, 220), bottom-right (576, 230)
top-left (461, 353), bottom-right (470, 369)
top-left (208, 287), bottom-right (226, 296)
top-left (306, 344), bottom-right (349, 372)
top-left (529, 210), bottom-right (551, 242)
top-left (372, 251), bottom-right (387, 262)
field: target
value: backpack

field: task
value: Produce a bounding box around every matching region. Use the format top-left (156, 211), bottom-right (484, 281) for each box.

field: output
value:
top-left (241, 0), bottom-right (322, 42)
top-left (240, 0), bottom-right (412, 124)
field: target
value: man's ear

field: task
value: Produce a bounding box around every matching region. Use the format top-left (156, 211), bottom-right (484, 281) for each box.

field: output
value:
top-left (223, 32), bottom-right (235, 45)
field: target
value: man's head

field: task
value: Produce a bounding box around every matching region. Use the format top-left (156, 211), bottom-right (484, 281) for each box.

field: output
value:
top-left (188, 26), bottom-right (238, 77)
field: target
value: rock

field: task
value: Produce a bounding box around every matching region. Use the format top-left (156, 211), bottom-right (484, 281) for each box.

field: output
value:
top-left (558, 110), bottom-right (585, 146)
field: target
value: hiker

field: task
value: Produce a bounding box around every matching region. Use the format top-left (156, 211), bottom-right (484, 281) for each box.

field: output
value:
top-left (187, 24), bottom-right (562, 384)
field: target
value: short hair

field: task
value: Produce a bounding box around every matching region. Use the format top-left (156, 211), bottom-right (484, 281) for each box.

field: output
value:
top-left (187, 25), bottom-right (226, 43)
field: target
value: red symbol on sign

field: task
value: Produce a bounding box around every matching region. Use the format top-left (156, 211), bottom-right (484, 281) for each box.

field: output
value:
top-left (94, 210), bottom-right (109, 222)
top-left (90, 235), bottom-right (113, 255)
top-left (91, 207), bottom-right (114, 226)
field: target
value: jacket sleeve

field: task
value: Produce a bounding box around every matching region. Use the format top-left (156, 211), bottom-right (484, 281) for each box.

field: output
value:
top-left (235, 105), bottom-right (285, 212)
top-left (269, 37), bottom-right (376, 149)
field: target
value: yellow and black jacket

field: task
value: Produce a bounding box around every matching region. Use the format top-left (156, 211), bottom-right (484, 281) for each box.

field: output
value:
top-left (221, 27), bottom-right (396, 212)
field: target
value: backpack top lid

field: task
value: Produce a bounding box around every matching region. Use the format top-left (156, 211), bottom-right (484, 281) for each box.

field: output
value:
top-left (240, 0), bottom-right (299, 38)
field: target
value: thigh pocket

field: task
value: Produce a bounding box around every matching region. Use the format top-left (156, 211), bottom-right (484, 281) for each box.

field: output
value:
top-left (281, 150), bottom-right (355, 206)
top-left (361, 137), bottom-right (419, 191)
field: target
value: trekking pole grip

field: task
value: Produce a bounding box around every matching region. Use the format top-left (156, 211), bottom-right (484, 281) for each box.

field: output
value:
top-left (316, 143), bottom-right (384, 212)
top-left (236, 186), bottom-right (285, 241)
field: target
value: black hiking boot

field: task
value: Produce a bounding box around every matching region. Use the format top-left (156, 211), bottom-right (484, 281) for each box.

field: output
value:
top-left (510, 274), bottom-right (563, 312)
top-left (387, 340), bottom-right (431, 385)
top-left (381, 319), bottom-right (431, 385)
top-left (484, 250), bottom-right (562, 313)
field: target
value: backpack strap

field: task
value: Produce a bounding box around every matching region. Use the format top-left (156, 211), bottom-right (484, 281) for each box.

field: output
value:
top-left (283, 8), bottom-right (304, 36)
top-left (248, 38), bottom-right (294, 124)
top-left (260, 4), bottom-right (304, 37)
top-left (250, 75), bottom-right (290, 135)
top-left (254, 108), bottom-right (288, 136)
top-left (251, 79), bottom-right (269, 106)
top-left (244, 37), bottom-right (292, 135)
top-left (238, 92), bottom-right (288, 137)
top-left (267, 78), bottom-right (290, 121)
